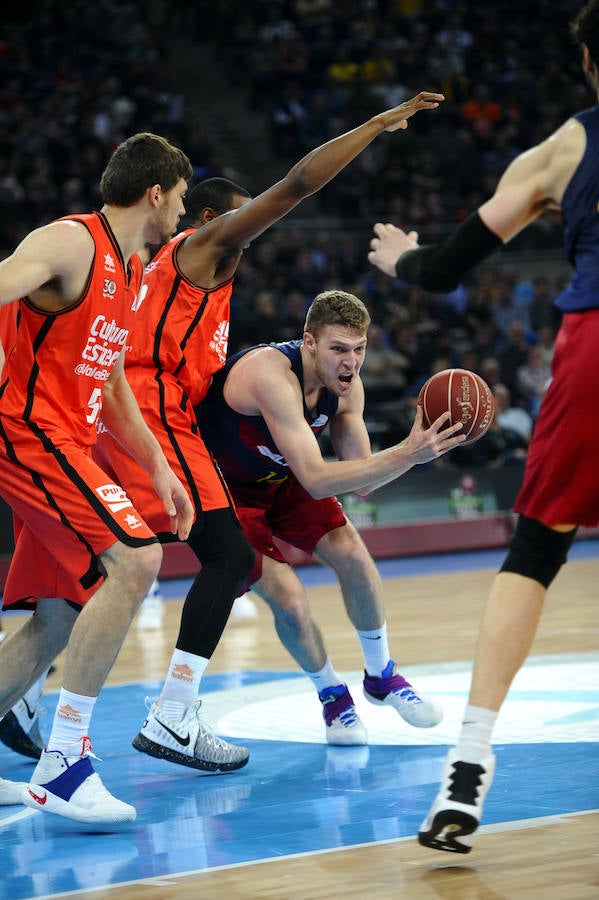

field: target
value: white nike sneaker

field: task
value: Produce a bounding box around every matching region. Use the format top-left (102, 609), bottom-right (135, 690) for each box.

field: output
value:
top-left (132, 699), bottom-right (249, 772)
top-left (0, 777), bottom-right (27, 805)
top-left (23, 737), bottom-right (136, 824)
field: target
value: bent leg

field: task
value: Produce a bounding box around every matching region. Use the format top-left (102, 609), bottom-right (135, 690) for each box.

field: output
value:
top-left (0, 598), bottom-right (77, 716)
top-left (254, 556), bottom-right (367, 746)
top-left (62, 540), bottom-right (162, 697)
top-left (469, 519), bottom-right (576, 710)
top-left (313, 520), bottom-right (385, 631)
top-left (253, 556), bottom-right (327, 672)
top-left (468, 571), bottom-right (545, 710)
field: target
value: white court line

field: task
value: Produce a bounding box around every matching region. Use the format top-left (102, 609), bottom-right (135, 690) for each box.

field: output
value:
top-left (30, 808), bottom-right (599, 900)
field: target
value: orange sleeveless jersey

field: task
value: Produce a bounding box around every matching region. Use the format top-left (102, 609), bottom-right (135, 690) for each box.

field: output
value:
top-left (0, 302), bottom-right (18, 376)
top-left (1, 212), bottom-right (143, 445)
top-left (0, 212), bottom-right (157, 609)
top-left (128, 229), bottom-right (234, 407)
top-left (94, 227), bottom-right (235, 530)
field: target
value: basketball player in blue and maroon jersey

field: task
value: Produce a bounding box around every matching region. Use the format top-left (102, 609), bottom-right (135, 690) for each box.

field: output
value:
top-left (198, 290), bottom-right (464, 746)
top-left (369, 0), bottom-right (599, 856)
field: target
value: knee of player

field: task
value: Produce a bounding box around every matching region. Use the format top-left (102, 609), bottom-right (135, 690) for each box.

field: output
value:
top-left (270, 588), bottom-right (309, 632)
top-left (120, 540), bottom-right (162, 594)
top-left (333, 539), bottom-right (377, 585)
top-left (500, 514), bottom-right (577, 589)
top-left (235, 532), bottom-right (256, 580)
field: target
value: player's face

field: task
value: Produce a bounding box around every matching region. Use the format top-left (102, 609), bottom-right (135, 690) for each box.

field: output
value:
top-left (156, 178), bottom-right (188, 243)
top-left (312, 325), bottom-right (367, 396)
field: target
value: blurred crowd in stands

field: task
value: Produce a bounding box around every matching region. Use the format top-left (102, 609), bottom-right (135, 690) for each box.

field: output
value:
top-left (1, 0), bottom-right (579, 469)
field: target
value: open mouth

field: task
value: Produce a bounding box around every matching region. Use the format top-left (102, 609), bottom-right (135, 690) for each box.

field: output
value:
top-left (339, 373), bottom-right (353, 385)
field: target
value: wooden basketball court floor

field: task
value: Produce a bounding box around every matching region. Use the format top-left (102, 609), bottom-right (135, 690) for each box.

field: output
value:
top-left (1, 541), bottom-right (597, 899)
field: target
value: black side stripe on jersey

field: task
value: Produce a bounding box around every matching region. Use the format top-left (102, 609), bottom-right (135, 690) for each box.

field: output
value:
top-left (30, 420), bottom-right (157, 551)
top-left (173, 292), bottom-right (210, 380)
top-left (152, 274), bottom-right (183, 370)
top-left (0, 417), bottom-right (102, 587)
top-left (0, 422), bottom-right (156, 594)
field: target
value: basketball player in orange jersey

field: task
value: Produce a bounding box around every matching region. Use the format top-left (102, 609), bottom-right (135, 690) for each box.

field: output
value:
top-left (90, 92), bottom-right (447, 774)
top-left (368, 0), bottom-right (599, 854)
top-left (0, 302), bottom-right (50, 763)
top-left (0, 133), bottom-right (194, 822)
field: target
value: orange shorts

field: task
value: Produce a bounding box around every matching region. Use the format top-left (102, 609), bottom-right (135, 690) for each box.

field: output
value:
top-left (0, 417), bottom-right (157, 610)
top-left (93, 369), bottom-right (232, 536)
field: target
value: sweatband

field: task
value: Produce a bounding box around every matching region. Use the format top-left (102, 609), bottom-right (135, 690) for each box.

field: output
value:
top-left (395, 211), bottom-right (503, 292)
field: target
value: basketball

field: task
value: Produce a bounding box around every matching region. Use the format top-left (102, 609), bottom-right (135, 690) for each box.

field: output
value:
top-left (418, 368), bottom-right (495, 446)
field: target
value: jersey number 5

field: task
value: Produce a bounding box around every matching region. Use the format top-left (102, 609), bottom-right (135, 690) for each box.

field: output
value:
top-left (86, 387), bottom-right (103, 424)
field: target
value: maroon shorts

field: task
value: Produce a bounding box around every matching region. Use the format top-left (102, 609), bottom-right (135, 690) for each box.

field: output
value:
top-left (515, 309), bottom-right (599, 527)
top-left (230, 476), bottom-right (347, 589)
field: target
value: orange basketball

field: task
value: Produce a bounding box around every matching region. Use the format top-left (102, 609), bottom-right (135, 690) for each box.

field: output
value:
top-left (418, 368), bottom-right (495, 446)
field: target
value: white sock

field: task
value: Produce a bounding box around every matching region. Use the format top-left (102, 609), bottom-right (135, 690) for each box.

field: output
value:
top-left (47, 688), bottom-right (96, 754)
top-left (357, 624), bottom-right (390, 676)
top-left (306, 658), bottom-right (343, 695)
top-left (455, 704), bottom-right (498, 763)
top-left (158, 649), bottom-right (208, 721)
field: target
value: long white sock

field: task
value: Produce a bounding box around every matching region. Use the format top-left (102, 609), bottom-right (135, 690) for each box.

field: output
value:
top-left (306, 658), bottom-right (343, 695)
top-left (455, 704), bottom-right (498, 763)
top-left (47, 688), bottom-right (96, 754)
top-left (357, 624), bottom-right (390, 676)
top-left (158, 649), bottom-right (208, 721)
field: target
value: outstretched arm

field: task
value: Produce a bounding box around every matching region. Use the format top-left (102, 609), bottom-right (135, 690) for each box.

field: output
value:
top-left (192, 91), bottom-right (445, 258)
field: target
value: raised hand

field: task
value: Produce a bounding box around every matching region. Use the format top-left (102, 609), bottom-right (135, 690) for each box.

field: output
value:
top-left (379, 91), bottom-right (445, 132)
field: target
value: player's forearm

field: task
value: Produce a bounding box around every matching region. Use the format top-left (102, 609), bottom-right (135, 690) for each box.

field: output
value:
top-left (298, 444), bottom-right (416, 500)
top-left (101, 376), bottom-right (166, 477)
top-left (287, 117), bottom-right (384, 198)
top-left (395, 211), bottom-right (503, 292)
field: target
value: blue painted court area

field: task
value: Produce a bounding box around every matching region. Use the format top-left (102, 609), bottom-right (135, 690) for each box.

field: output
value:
top-left (1, 542), bottom-right (597, 899)
top-left (1, 666), bottom-right (598, 899)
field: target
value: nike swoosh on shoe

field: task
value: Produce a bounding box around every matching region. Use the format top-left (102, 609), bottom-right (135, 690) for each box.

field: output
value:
top-left (155, 718), bottom-right (191, 747)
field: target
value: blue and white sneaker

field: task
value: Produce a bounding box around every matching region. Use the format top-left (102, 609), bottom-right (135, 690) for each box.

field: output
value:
top-left (24, 736), bottom-right (136, 824)
top-left (319, 684), bottom-right (367, 746)
top-left (363, 660), bottom-right (443, 728)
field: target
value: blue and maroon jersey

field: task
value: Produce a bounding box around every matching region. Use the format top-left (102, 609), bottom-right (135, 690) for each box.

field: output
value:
top-left (198, 339), bottom-right (339, 489)
top-left (556, 105), bottom-right (599, 312)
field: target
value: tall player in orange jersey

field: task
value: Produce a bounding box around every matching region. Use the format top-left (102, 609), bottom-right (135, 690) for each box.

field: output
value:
top-left (0, 133), bottom-right (194, 823)
top-left (91, 92), bottom-right (446, 774)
